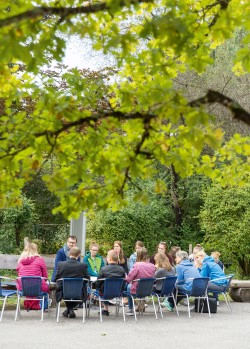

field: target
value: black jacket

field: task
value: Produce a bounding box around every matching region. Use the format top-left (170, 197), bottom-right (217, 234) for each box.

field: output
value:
top-left (55, 259), bottom-right (89, 302)
top-left (96, 264), bottom-right (125, 293)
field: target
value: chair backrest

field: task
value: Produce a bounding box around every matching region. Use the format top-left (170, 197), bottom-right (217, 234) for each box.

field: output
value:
top-left (21, 277), bottom-right (42, 297)
top-left (160, 276), bottom-right (178, 297)
top-left (190, 277), bottom-right (210, 297)
top-left (224, 274), bottom-right (234, 292)
top-left (103, 278), bottom-right (125, 299)
top-left (63, 278), bottom-right (85, 300)
top-left (135, 278), bottom-right (155, 298)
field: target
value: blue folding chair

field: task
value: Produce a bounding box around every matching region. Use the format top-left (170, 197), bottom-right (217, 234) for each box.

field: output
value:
top-left (0, 276), bottom-right (17, 322)
top-left (15, 276), bottom-right (50, 321)
top-left (124, 277), bottom-right (157, 321)
top-left (176, 277), bottom-right (211, 318)
top-left (93, 278), bottom-right (125, 322)
top-left (56, 278), bottom-right (89, 323)
top-left (152, 276), bottom-right (179, 318)
top-left (207, 274), bottom-right (234, 313)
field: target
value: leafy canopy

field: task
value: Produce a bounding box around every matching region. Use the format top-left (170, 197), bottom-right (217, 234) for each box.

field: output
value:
top-left (0, 0), bottom-right (250, 218)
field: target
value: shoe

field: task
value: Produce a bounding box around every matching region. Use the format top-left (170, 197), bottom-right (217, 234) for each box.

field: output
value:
top-left (98, 310), bottom-right (110, 316)
top-left (49, 299), bottom-right (52, 307)
top-left (62, 309), bottom-right (69, 318)
top-left (161, 300), bottom-right (174, 312)
top-left (68, 309), bottom-right (76, 318)
top-left (109, 299), bottom-right (117, 305)
top-left (217, 301), bottom-right (220, 306)
top-left (125, 310), bottom-right (134, 316)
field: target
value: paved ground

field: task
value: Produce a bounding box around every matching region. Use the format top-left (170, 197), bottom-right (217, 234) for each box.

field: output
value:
top-left (1, 302), bottom-right (250, 349)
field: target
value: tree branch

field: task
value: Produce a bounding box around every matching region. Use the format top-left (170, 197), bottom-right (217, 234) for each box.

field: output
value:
top-left (0, 1), bottom-right (152, 29)
top-left (189, 90), bottom-right (250, 126)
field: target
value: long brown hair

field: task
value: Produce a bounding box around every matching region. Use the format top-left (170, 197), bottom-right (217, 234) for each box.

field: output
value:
top-left (114, 240), bottom-right (125, 264)
top-left (154, 253), bottom-right (172, 272)
top-left (136, 247), bottom-right (149, 262)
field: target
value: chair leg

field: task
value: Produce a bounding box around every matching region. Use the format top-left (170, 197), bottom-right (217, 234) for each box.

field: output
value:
top-left (47, 294), bottom-right (50, 318)
top-left (205, 296), bottom-right (211, 318)
top-left (223, 292), bottom-right (232, 313)
top-left (99, 298), bottom-right (102, 323)
top-left (121, 297), bottom-right (126, 322)
top-left (56, 302), bottom-right (60, 323)
top-left (132, 297), bottom-right (137, 321)
top-left (171, 293), bottom-right (179, 317)
top-left (151, 296), bottom-right (158, 320)
top-left (0, 297), bottom-right (7, 322)
top-left (15, 296), bottom-right (21, 321)
top-left (186, 295), bottom-right (191, 319)
top-left (82, 302), bottom-right (86, 323)
top-left (156, 295), bottom-right (163, 319)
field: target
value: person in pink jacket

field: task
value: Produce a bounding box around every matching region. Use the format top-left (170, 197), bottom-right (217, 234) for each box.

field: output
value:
top-left (16, 243), bottom-right (49, 309)
top-left (125, 247), bottom-right (155, 315)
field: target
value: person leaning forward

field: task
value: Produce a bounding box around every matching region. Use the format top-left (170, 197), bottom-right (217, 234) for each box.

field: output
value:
top-left (55, 247), bottom-right (89, 319)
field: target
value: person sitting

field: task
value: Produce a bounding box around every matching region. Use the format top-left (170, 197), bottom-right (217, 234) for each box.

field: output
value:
top-left (16, 242), bottom-right (50, 310)
top-left (153, 252), bottom-right (175, 293)
top-left (55, 247), bottom-right (89, 318)
top-left (211, 251), bottom-right (225, 271)
top-left (83, 241), bottom-right (105, 277)
top-left (113, 241), bottom-right (128, 274)
top-left (95, 250), bottom-right (126, 316)
top-left (128, 240), bottom-right (144, 271)
top-left (162, 250), bottom-right (201, 311)
top-left (168, 246), bottom-right (181, 266)
top-left (125, 247), bottom-right (155, 315)
top-left (188, 243), bottom-right (204, 262)
top-left (195, 250), bottom-right (227, 304)
top-left (149, 241), bottom-right (174, 266)
top-left (51, 235), bottom-right (79, 282)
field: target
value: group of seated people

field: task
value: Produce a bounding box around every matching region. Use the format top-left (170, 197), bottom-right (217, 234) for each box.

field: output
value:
top-left (15, 236), bottom-right (228, 318)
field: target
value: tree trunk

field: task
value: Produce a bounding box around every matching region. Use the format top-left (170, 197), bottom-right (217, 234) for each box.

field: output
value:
top-left (170, 165), bottom-right (183, 238)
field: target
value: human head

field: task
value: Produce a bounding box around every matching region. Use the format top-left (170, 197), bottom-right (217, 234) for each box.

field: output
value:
top-left (135, 241), bottom-right (144, 253)
top-left (169, 246), bottom-right (181, 264)
top-left (89, 241), bottom-right (99, 258)
top-left (175, 250), bottom-right (189, 264)
top-left (113, 241), bottom-right (123, 254)
top-left (136, 247), bottom-right (149, 262)
top-left (195, 250), bottom-right (206, 265)
top-left (66, 235), bottom-right (77, 249)
top-left (154, 252), bottom-right (172, 271)
top-left (193, 244), bottom-right (204, 257)
top-left (211, 251), bottom-right (220, 262)
top-left (69, 247), bottom-right (81, 259)
top-left (157, 241), bottom-right (168, 255)
top-left (19, 242), bottom-right (40, 262)
top-left (107, 249), bottom-right (118, 264)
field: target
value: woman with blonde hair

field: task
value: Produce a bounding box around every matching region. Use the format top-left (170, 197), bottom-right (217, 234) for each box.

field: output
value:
top-left (154, 253), bottom-right (176, 293)
top-left (16, 243), bottom-right (49, 309)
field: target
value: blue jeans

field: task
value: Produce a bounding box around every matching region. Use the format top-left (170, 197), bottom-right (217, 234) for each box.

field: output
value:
top-left (126, 284), bottom-right (136, 310)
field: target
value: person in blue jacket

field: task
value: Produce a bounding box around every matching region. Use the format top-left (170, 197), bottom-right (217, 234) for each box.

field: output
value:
top-left (51, 235), bottom-right (80, 282)
top-left (162, 250), bottom-right (201, 311)
top-left (195, 250), bottom-right (227, 301)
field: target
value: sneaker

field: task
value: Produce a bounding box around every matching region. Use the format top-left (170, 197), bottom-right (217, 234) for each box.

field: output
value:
top-left (217, 301), bottom-right (220, 306)
top-left (125, 310), bottom-right (134, 316)
top-left (161, 300), bottom-right (174, 312)
top-left (48, 299), bottom-right (52, 307)
top-left (98, 310), bottom-right (110, 316)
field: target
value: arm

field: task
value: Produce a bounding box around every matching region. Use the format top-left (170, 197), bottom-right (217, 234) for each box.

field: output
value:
top-left (126, 264), bottom-right (138, 284)
top-left (40, 258), bottom-right (48, 278)
top-left (51, 249), bottom-right (65, 282)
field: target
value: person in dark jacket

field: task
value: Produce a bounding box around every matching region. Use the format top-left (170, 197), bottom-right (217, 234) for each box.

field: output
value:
top-left (51, 235), bottom-right (80, 282)
top-left (55, 247), bottom-right (89, 319)
top-left (96, 250), bottom-right (125, 316)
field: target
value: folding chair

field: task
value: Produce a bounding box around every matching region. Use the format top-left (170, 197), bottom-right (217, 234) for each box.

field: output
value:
top-left (0, 276), bottom-right (17, 322)
top-left (92, 278), bottom-right (125, 322)
top-left (176, 277), bottom-right (211, 318)
top-left (152, 276), bottom-right (179, 319)
top-left (15, 276), bottom-right (50, 321)
top-left (124, 277), bottom-right (157, 321)
top-left (56, 278), bottom-right (89, 323)
top-left (207, 274), bottom-right (234, 313)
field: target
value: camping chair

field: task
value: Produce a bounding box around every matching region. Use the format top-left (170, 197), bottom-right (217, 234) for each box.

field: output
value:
top-left (15, 276), bottom-right (50, 321)
top-left (207, 274), bottom-right (234, 313)
top-left (124, 277), bottom-right (157, 321)
top-left (92, 278), bottom-right (126, 322)
top-left (0, 276), bottom-right (17, 322)
top-left (56, 278), bottom-right (89, 323)
top-left (176, 277), bottom-right (211, 318)
top-left (151, 276), bottom-right (179, 318)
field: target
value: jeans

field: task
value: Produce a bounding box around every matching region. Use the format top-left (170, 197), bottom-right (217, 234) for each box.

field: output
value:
top-left (126, 284), bottom-right (136, 310)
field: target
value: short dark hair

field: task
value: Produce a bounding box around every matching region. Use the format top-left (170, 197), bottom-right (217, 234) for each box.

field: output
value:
top-left (69, 247), bottom-right (81, 258)
top-left (67, 235), bottom-right (77, 242)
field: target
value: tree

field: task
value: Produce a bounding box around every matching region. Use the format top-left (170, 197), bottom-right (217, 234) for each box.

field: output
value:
top-left (0, 1), bottom-right (250, 218)
top-left (200, 185), bottom-right (250, 277)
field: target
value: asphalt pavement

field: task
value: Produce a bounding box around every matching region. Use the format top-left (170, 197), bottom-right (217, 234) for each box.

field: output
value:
top-left (1, 301), bottom-right (250, 349)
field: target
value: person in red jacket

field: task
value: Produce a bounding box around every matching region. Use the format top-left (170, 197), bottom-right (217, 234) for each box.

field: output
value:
top-left (16, 243), bottom-right (49, 310)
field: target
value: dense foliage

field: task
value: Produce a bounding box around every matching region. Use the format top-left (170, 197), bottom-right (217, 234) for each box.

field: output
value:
top-left (200, 185), bottom-right (250, 277)
top-left (0, 1), bottom-right (249, 219)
